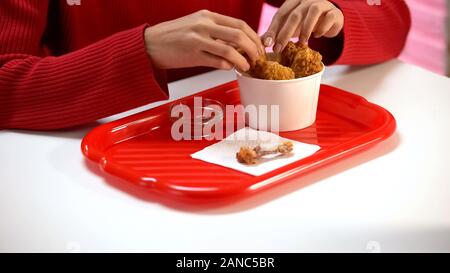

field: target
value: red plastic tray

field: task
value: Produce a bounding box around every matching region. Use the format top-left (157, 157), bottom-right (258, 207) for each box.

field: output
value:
top-left (81, 82), bottom-right (396, 203)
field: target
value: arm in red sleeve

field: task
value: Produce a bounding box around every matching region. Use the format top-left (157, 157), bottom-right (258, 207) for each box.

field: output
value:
top-left (309, 0), bottom-right (411, 65)
top-left (0, 0), bottom-right (168, 130)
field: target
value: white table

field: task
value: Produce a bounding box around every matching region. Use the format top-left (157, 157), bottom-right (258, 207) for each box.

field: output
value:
top-left (1, 60), bottom-right (449, 253)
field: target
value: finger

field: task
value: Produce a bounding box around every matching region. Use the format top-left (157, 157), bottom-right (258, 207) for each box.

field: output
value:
top-left (202, 38), bottom-right (250, 71)
top-left (323, 16), bottom-right (344, 37)
top-left (261, 0), bottom-right (301, 47)
top-left (292, 24), bottom-right (302, 38)
top-left (215, 39), bottom-right (238, 48)
top-left (323, 23), bottom-right (343, 38)
top-left (313, 10), bottom-right (336, 38)
top-left (207, 24), bottom-right (259, 62)
top-left (199, 51), bottom-right (234, 70)
top-left (273, 6), bottom-right (305, 54)
top-left (209, 12), bottom-right (264, 54)
top-left (299, 3), bottom-right (331, 43)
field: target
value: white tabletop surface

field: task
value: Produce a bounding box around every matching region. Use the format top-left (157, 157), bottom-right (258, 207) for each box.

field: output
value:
top-left (1, 60), bottom-right (449, 253)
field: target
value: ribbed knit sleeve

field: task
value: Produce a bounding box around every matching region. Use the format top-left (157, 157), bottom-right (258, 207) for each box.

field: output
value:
top-left (0, 0), bottom-right (168, 130)
top-left (310, 0), bottom-right (411, 65)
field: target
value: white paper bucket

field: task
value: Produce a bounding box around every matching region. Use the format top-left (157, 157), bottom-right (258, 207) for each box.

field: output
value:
top-left (236, 63), bottom-right (324, 132)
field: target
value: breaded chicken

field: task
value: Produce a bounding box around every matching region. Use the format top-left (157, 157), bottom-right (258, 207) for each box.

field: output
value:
top-left (239, 51), bottom-right (294, 80)
top-left (280, 41), bottom-right (299, 67)
top-left (238, 43), bottom-right (321, 80)
top-left (281, 41), bottom-right (323, 78)
top-left (250, 60), bottom-right (295, 80)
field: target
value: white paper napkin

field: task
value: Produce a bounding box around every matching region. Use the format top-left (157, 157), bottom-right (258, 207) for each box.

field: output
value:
top-left (191, 127), bottom-right (321, 176)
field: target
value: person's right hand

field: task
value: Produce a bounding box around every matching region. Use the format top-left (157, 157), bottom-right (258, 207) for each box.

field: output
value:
top-left (145, 10), bottom-right (264, 72)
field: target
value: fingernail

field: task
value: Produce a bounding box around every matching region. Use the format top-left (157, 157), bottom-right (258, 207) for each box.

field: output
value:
top-left (273, 43), bottom-right (282, 54)
top-left (264, 36), bottom-right (273, 47)
top-left (244, 63), bottom-right (250, 71)
top-left (299, 37), bottom-right (308, 44)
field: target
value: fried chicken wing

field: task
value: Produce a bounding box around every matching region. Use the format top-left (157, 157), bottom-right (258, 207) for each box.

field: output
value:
top-left (251, 60), bottom-right (295, 80)
top-left (281, 41), bottom-right (323, 78)
top-left (280, 41), bottom-right (299, 67)
top-left (238, 50), bottom-right (294, 80)
top-left (238, 42), bottom-right (322, 80)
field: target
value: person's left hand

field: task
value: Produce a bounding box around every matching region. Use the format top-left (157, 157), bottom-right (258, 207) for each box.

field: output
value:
top-left (262, 0), bottom-right (344, 54)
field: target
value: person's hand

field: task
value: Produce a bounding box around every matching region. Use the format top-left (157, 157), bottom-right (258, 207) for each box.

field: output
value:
top-left (262, 0), bottom-right (344, 54)
top-left (145, 10), bottom-right (264, 71)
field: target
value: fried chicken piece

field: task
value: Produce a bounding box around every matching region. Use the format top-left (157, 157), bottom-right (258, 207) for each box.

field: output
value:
top-left (236, 146), bottom-right (259, 165)
top-left (281, 41), bottom-right (323, 78)
top-left (238, 50), bottom-right (294, 80)
top-left (237, 49), bottom-right (267, 69)
top-left (280, 41), bottom-right (299, 67)
top-left (251, 60), bottom-right (295, 80)
top-left (236, 141), bottom-right (294, 165)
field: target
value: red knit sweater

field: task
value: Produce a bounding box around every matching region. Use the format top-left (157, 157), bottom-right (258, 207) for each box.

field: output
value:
top-left (0, 0), bottom-right (410, 130)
